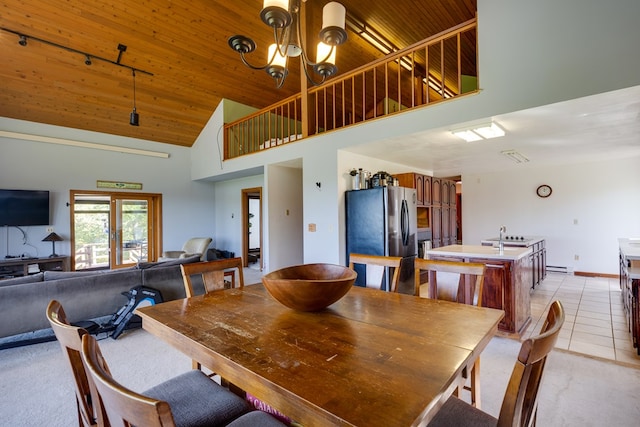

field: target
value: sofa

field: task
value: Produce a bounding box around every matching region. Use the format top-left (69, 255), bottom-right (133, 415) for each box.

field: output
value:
top-left (0, 256), bottom-right (201, 340)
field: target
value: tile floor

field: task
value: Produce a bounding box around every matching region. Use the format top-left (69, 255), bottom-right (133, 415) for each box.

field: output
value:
top-left (523, 272), bottom-right (640, 367)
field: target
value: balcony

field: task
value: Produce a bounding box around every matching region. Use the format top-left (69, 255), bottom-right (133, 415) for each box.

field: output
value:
top-left (224, 17), bottom-right (477, 160)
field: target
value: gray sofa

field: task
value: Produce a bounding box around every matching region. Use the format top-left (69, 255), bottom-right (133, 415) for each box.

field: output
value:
top-left (0, 256), bottom-right (201, 339)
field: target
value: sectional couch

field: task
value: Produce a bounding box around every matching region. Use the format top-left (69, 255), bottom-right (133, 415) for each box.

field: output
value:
top-left (0, 256), bottom-right (201, 340)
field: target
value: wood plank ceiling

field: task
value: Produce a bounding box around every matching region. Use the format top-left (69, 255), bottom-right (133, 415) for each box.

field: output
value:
top-left (0, 0), bottom-right (476, 147)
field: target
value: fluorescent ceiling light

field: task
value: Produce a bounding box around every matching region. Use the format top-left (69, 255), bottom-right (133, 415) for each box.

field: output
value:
top-left (501, 149), bottom-right (529, 163)
top-left (452, 121), bottom-right (506, 142)
top-left (452, 130), bottom-right (483, 142)
top-left (474, 122), bottom-right (505, 139)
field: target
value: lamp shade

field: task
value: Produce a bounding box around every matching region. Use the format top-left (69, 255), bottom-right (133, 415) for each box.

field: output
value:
top-left (268, 44), bottom-right (288, 68)
top-left (42, 232), bottom-right (63, 242)
top-left (43, 232), bottom-right (63, 258)
top-left (316, 42), bottom-right (336, 65)
top-left (322, 2), bottom-right (346, 30)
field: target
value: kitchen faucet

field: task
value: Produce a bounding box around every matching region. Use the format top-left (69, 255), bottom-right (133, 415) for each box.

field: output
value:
top-left (499, 225), bottom-right (507, 253)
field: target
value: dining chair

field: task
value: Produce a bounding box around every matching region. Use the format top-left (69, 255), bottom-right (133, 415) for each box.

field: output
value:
top-left (180, 257), bottom-right (245, 298)
top-left (181, 257), bottom-right (245, 373)
top-left (80, 333), bottom-right (286, 427)
top-left (46, 300), bottom-right (100, 427)
top-left (414, 258), bottom-right (486, 407)
top-left (348, 253), bottom-right (403, 293)
top-left (427, 300), bottom-right (565, 427)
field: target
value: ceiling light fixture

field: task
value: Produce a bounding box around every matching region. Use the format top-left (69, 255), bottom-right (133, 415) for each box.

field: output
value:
top-left (84, 55), bottom-right (92, 66)
top-left (18, 35), bottom-right (27, 46)
top-left (228, 0), bottom-right (347, 88)
top-left (452, 121), bottom-right (506, 142)
top-left (130, 70), bottom-right (139, 126)
top-left (501, 149), bottom-right (529, 164)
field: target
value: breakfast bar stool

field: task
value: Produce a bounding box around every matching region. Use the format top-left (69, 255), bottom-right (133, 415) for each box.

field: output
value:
top-left (428, 301), bottom-right (565, 427)
top-left (348, 253), bottom-right (403, 293)
top-left (414, 258), bottom-right (486, 408)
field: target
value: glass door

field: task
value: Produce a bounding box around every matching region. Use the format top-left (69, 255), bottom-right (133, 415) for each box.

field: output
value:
top-left (71, 190), bottom-right (161, 270)
top-left (111, 196), bottom-right (151, 268)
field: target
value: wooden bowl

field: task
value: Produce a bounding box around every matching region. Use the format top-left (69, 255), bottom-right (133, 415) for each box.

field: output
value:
top-left (262, 263), bottom-right (356, 311)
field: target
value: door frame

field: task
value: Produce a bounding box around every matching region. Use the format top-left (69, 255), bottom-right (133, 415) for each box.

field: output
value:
top-left (241, 187), bottom-right (262, 269)
top-left (70, 190), bottom-right (163, 270)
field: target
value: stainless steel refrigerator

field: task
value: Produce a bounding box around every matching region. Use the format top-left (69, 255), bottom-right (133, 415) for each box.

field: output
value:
top-left (345, 186), bottom-right (417, 294)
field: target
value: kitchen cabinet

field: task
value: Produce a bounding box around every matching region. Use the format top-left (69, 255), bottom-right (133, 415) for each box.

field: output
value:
top-left (396, 173), bottom-right (457, 247)
top-left (395, 173), bottom-right (431, 206)
top-left (619, 238), bottom-right (640, 354)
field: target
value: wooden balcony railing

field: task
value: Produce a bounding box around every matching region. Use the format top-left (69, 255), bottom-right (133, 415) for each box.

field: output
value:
top-left (224, 18), bottom-right (477, 160)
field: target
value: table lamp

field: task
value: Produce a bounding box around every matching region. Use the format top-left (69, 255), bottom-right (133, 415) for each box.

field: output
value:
top-left (42, 232), bottom-right (63, 257)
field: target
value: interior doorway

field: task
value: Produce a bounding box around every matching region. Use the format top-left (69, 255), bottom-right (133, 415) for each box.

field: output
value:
top-left (242, 187), bottom-right (262, 270)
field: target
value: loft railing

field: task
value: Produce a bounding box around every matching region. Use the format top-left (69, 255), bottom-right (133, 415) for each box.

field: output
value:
top-left (224, 17), bottom-right (477, 160)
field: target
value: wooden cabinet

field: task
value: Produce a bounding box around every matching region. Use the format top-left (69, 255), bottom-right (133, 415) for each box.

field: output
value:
top-left (0, 256), bottom-right (70, 280)
top-left (395, 173), bottom-right (432, 207)
top-left (529, 240), bottom-right (546, 289)
top-left (395, 173), bottom-right (457, 246)
top-left (431, 177), bottom-right (442, 205)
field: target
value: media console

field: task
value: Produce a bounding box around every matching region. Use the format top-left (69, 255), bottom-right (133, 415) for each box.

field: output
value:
top-left (0, 256), bottom-right (70, 280)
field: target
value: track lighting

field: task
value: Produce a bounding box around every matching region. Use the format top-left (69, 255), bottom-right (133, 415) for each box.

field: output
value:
top-left (129, 70), bottom-right (139, 126)
top-left (18, 35), bottom-right (27, 46)
top-left (84, 55), bottom-right (92, 65)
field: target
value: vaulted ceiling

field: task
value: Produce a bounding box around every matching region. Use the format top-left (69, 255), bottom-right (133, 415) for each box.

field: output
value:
top-left (0, 0), bottom-right (476, 147)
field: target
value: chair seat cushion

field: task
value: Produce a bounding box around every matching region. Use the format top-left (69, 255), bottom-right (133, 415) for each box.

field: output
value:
top-left (226, 411), bottom-right (288, 427)
top-left (144, 370), bottom-right (249, 427)
top-left (428, 396), bottom-right (498, 427)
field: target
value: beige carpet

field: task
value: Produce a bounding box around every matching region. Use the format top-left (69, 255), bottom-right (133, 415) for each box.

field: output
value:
top-left (1, 326), bottom-right (639, 426)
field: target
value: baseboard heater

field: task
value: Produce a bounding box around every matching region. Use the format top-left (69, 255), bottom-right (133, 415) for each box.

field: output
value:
top-left (547, 265), bottom-right (568, 273)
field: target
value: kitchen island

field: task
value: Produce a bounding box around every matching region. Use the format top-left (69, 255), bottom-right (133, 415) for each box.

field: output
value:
top-left (426, 244), bottom-right (533, 336)
top-left (619, 238), bottom-right (640, 354)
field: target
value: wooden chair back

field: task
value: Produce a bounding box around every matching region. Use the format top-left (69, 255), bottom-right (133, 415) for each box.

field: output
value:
top-left (181, 257), bottom-right (245, 298)
top-left (498, 300), bottom-right (565, 427)
top-left (414, 259), bottom-right (486, 306)
top-left (46, 300), bottom-right (102, 427)
top-left (81, 334), bottom-right (177, 427)
top-left (348, 253), bottom-right (403, 293)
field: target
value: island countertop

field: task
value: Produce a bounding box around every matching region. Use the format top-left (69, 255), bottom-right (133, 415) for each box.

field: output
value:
top-left (427, 244), bottom-right (532, 261)
top-left (619, 238), bottom-right (640, 261)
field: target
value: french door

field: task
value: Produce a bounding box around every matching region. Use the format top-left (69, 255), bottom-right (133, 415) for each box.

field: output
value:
top-left (70, 190), bottom-right (162, 270)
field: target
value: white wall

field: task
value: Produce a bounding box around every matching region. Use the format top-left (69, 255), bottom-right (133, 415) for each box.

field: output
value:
top-left (463, 156), bottom-right (640, 275)
top-left (212, 175), bottom-right (264, 259)
top-left (0, 118), bottom-right (216, 259)
top-left (266, 164), bottom-right (303, 271)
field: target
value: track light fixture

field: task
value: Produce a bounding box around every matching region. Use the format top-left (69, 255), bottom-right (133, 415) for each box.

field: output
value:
top-left (1, 27), bottom-right (153, 127)
top-left (130, 70), bottom-right (139, 126)
top-left (228, 0), bottom-right (347, 88)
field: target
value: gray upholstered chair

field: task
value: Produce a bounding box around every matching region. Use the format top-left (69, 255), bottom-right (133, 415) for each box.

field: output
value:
top-left (427, 301), bottom-right (565, 427)
top-left (81, 333), bottom-right (285, 427)
top-left (159, 237), bottom-right (212, 262)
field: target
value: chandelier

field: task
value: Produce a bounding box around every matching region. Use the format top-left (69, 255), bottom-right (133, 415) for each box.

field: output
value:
top-left (228, 1), bottom-right (347, 88)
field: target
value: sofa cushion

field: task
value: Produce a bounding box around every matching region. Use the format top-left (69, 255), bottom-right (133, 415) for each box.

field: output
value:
top-left (43, 270), bottom-right (108, 280)
top-left (0, 272), bottom-right (44, 288)
top-left (137, 255), bottom-right (202, 270)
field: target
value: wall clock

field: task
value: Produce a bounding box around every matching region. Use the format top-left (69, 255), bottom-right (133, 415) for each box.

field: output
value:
top-left (536, 184), bottom-right (552, 198)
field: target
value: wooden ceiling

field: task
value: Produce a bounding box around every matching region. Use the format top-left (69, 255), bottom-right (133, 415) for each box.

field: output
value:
top-left (0, 0), bottom-right (476, 147)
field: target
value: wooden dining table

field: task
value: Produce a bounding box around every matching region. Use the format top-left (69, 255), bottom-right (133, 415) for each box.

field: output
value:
top-left (136, 284), bottom-right (504, 427)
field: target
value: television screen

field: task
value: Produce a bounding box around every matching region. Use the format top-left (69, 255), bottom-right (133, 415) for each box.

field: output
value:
top-left (0, 189), bottom-right (50, 226)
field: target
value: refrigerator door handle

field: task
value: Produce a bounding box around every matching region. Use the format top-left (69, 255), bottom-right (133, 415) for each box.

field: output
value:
top-left (401, 199), bottom-right (409, 246)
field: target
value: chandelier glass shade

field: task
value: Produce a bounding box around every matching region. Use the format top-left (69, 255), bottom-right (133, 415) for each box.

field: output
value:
top-left (229, 1), bottom-right (347, 88)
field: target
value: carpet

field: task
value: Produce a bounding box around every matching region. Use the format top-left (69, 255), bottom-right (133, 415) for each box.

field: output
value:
top-left (1, 329), bottom-right (639, 426)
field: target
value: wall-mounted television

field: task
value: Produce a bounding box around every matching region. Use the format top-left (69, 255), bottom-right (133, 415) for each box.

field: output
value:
top-left (0, 189), bottom-right (50, 226)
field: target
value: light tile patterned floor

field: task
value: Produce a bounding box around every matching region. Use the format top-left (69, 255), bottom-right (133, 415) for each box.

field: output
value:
top-left (523, 272), bottom-right (640, 367)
